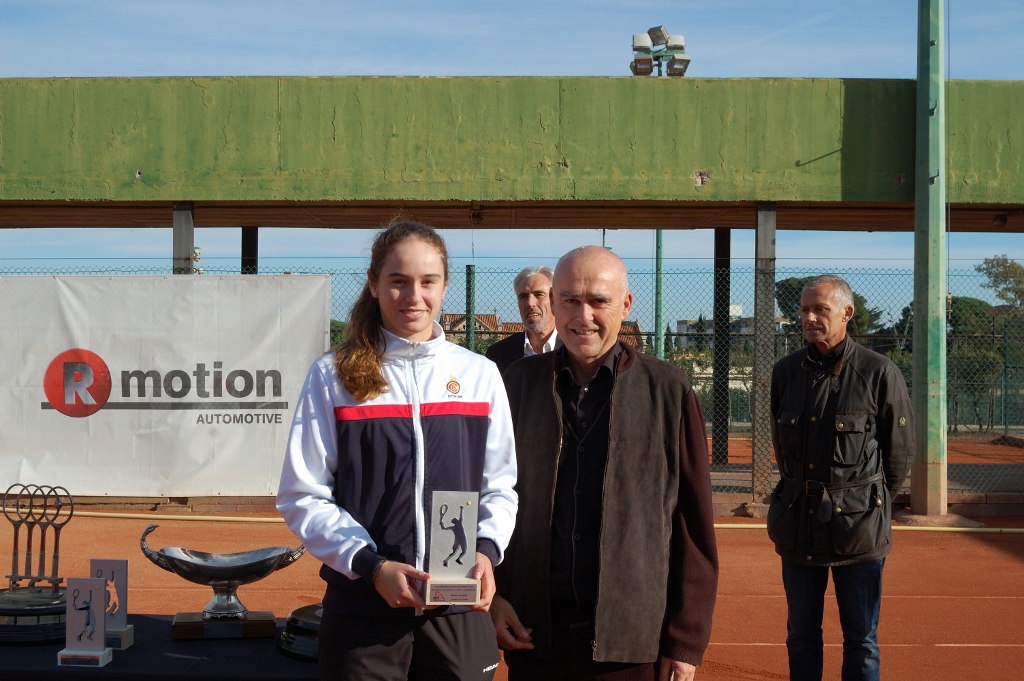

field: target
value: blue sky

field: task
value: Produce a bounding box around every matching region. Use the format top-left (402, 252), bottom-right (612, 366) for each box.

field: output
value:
top-left (1, 0), bottom-right (1023, 280)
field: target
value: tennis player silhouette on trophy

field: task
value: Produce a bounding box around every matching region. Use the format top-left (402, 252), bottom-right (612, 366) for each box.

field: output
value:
top-left (439, 503), bottom-right (467, 568)
top-left (72, 588), bottom-right (96, 642)
top-left (97, 568), bottom-right (120, 618)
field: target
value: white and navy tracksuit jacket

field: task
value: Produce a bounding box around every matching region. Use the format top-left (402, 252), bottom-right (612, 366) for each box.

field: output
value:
top-left (277, 323), bottom-right (518, 617)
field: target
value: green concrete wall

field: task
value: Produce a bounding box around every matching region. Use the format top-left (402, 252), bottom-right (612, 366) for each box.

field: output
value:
top-left (0, 77), bottom-right (1019, 204)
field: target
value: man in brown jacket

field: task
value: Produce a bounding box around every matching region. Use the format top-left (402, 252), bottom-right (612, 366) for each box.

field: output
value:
top-left (491, 246), bottom-right (719, 681)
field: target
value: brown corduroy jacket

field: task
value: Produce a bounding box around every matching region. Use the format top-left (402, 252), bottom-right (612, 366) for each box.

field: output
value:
top-left (497, 344), bottom-right (719, 665)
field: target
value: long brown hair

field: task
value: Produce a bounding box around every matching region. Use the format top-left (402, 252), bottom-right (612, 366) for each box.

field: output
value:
top-left (334, 220), bottom-right (449, 402)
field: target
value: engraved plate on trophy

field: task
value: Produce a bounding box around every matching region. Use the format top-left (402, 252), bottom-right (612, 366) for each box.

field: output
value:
top-left (92, 559), bottom-right (133, 650)
top-left (58, 577), bottom-right (112, 667)
top-left (425, 491), bottom-right (480, 606)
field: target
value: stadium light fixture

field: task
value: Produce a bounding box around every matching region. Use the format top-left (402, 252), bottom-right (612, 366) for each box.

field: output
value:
top-left (647, 25), bottom-right (669, 47)
top-left (631, 26), bottom-right (690, 77)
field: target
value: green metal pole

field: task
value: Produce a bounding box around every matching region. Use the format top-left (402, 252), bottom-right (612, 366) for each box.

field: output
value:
top-left (1004, 327), bottom-right (1008, 436)
top-left (910, 0), bottom-right (947, 516)
top-left (655, 229), bottom-right (664, 360)
top-left (466, 264), bottom-right (476, 352)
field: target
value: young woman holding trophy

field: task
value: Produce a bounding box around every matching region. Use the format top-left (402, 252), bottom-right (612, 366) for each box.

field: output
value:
top-left (277, 221), bottom-right (518, 680)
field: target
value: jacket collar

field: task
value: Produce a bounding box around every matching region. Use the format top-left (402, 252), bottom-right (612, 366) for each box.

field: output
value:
top-left (381, 322), bottom-right (446, 361)
top-left (802, 335), bottom-right (852, 380)
top-left (553, 341), bottom-right (636, 379)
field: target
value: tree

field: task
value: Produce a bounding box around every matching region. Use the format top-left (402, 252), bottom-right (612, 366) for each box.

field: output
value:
top-left (693, 313), bottom-right (708, 352)
top-left (877, 304), bottom-right (913, 354)
top-left (977, 255), bottom-right (1024, 311)
top-left (664, 323), bottom-right (677, 357)
top-left (948, 297), bottom-right (993, 336)
top-left (848, 292), bottom-right (883, 336)
top-left (775, 277), bottom-right (810, 333)
top-left (330, 319), bottom-right (346, 347)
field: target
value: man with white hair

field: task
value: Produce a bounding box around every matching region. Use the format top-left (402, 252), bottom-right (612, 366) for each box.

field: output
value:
top-left (769, 273), bottom-right (914, 681)
top-left (486, 265), bottom-right (558, 374)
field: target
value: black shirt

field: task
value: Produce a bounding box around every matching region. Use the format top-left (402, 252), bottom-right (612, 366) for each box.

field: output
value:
top-left (549, 347), bottom-right (618, 615)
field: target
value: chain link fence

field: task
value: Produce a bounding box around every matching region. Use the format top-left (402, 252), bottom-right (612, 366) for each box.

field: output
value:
top-left (6, 263), bottom-right (1024, 496)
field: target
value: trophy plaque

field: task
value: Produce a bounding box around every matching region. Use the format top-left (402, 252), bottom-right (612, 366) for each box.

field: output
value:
top-left (140, 524), bottom-right (304, 640)
top-left (1, 483), bottom-right (73, 644)
top-left (58, 578), bottom-right (112, 667)
top-left (91, 559), bottom-right (133, 649)
top-left (425, 491), bottom-right (480, 606)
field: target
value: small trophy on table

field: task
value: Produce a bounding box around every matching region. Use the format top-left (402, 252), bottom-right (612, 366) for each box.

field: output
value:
top-left (425, 491), bottom-right (480, 606)
top-left (58, 578), bottom-right (112, 667)
top-left (91, 559), bottom-right (133, 649)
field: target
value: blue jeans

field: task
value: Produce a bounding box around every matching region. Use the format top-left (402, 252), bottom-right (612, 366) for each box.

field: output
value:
top-left (781, 558), bottom-right (885, 681)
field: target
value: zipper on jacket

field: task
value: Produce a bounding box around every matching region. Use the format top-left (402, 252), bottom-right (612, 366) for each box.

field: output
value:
top-left (590, 368), bottom-right (617, 660)
top-left (548, 370), bottom-right (564, 638)
top-left (408, 347), bottom-right (427, 577)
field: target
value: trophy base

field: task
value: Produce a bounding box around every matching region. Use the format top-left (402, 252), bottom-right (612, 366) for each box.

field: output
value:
top-left (425, 578), bottom-right (481, 606)
top-left (0, 588), bottom-right (66, 644)
top-left (277, 604), bottom-right (321, 662)
top-left (172, 611), bottom-right (277, 640)
top-left (106, 624), bottom-right (135, 650)
top-left (58, 647), bottom-right (113, 667)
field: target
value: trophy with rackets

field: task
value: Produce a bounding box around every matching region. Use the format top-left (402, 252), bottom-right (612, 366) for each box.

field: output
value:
top-left (424, 491), bottom-right (480, 606)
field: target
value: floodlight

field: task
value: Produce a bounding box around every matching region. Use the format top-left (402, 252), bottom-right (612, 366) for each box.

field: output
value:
top-left (633, 33), bottom-right (653, 51)
top-left (667, 35), bottom-right (685, 51)
top-left (630, 57), bottom-right (654, 76)
top-left (647, 25), bottom-right (669, 46)
top-left (666, 54), bottom-right (691, 77)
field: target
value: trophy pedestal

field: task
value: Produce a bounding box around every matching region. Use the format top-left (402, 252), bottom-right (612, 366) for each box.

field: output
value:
top-left (425, 578), bottom-right (481, 606)
top-left (0, 589), bottom-right (66, 644)
top-left (171, 611), bottom-right (277, 640)
top-left (106, 624), bottom-right (135, 649)
top-left (57, 647), bottom-right (113, 668)
top-left (277, 604), bottom-right (321, 662)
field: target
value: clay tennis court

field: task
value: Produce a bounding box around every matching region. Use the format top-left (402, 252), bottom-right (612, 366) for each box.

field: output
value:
top-left (3, 510), bottom-right (1022, 680)
top-left (716, 436), bottom-right (1024, 465)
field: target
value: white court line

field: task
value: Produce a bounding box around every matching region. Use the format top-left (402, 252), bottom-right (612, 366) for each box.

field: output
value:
top-left (719, 595), bottom-right (1024, 599)
top-left (935, 644), bottom-right (1024, 647)
top-left (710, 643), bottom-right (1024, 648)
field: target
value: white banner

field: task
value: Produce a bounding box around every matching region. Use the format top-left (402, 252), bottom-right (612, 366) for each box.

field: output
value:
top-left (0, 275), bottom-right (331, 496)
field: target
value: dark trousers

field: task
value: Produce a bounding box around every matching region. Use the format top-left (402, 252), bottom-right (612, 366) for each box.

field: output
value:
top-left (505, 605), bottom-right (655, 681)
top-left (782, 558), bottom-right (885, 681)
top-left (318, 610), bottom-right (500, 681)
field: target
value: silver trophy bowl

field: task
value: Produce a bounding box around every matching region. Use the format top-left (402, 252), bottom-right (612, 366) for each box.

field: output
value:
top-left (140, 524), bottom-right (305, 620)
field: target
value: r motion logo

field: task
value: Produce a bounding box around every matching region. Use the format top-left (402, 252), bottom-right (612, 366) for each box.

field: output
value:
top-left (41, 348), bottom-right (288, 419)
top-left (43, 349), bottom-right (112, 417)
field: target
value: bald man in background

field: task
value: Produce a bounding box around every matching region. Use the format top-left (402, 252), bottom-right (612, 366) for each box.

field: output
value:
top-left (491, 246), bottom-right (719, 681)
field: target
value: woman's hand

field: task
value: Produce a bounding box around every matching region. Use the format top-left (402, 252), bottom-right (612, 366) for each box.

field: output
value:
top-left (372, 560), bottom-right (432, 610)
top-left (468, 552), bottom-right (496, 612)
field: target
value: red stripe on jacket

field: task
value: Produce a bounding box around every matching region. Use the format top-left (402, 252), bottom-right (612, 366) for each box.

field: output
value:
top-left (421, 402), bottom-right (490, 417)
top-left (334, 402), bottom-right (489, 421)
top-left (335, 404), bottom-right (414, 420)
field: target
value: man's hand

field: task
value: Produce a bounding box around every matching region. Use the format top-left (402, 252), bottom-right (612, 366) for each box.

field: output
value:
top-left (659, 658), bottom-right (696, 681)
top-left (372, 560), bottom-right (432, 610)
top-left (489, 594), bottom-right (534, 650)
top-left (469, 552), bottom-right (496, 612)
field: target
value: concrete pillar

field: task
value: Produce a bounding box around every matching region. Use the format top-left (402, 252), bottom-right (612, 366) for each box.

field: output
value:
top-left (242, 227), bottom-right (259, 274)
top-left (172, 203), bottom-right (195, 274)
top-left (911, 0), bottom-right (948, 515)
top-left (752, 203), bottom-right (777, 498)
top-left (712, 228), bottom-right (731, 466)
